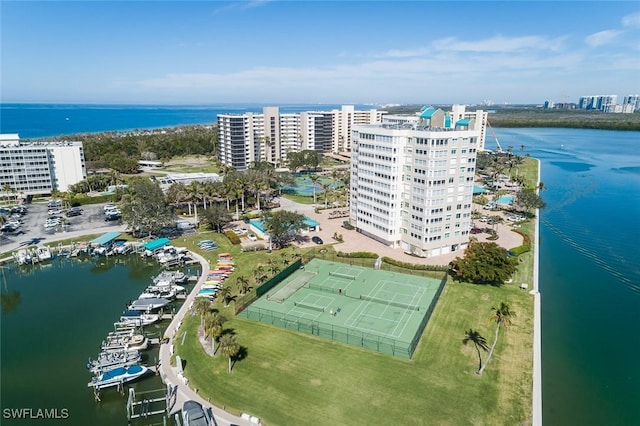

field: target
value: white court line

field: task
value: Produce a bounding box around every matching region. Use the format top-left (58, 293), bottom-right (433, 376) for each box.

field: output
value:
top-left (288, 308), bottom-right (322, 321)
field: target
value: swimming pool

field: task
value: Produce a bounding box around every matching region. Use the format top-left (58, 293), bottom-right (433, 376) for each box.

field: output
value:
top-left (496, 195), bottom-right (514, 204)
top-left (250, 217), bottom-right (320, 235)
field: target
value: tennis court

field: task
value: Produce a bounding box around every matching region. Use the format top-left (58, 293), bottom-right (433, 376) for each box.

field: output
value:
top-left (239, 258), bottom-right (446, 358)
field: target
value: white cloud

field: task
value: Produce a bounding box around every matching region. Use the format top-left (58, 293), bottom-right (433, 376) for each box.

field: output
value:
top-left (212, 0), bottom-right (272, 15)
top-left (622, 12), bottom-right (640, 27)
top-left (432, 35), bottom-right (567, 53)
top-left (585, 30), bottom-right (621, 47)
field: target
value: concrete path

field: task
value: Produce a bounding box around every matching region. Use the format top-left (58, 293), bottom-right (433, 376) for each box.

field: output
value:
top-left (157, 251), bottom-right (254, 426)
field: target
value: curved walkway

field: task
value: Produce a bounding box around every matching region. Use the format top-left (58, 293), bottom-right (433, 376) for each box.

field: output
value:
top-left (157, 251), bottom-right (253, 426)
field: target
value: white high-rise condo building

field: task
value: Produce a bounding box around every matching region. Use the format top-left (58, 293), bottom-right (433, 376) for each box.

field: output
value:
top-left (217, 106), bottom-right (386, 170)
top-left (350, 105), bottom-right (485, 258)
top-left (0, 134), bottom-right (87, 196)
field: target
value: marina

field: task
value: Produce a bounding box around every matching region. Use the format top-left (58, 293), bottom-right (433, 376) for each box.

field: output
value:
top-left (0, 248), bottom-right (202, 425)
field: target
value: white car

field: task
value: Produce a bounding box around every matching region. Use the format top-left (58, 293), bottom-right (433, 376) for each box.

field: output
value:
top-left (247, 234), bottom-right (257, 241)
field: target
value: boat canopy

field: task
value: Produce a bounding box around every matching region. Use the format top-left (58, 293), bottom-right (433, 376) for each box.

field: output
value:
top-left (143, 238), bottom-right (171, 251)
top-left (90, 232), bottom-right (121, 246)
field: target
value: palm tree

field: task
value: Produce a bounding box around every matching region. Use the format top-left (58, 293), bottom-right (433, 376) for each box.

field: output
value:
top-left (204, 312), bottom-right (227, 355)
top-left (309, 174), bottom-right (320, 205)
top-left (193, 298), bottom-right (211, 328)
top-left (236, 276), bottom-right (251, 295)
top-left (217, 286), bottom-right (233, 307)
top-left (478, 302), bottom-right (514, 375)
top-left (463, 329), bottom-right (489, 374)
top-left (219, 334), bottom-right (240, 373)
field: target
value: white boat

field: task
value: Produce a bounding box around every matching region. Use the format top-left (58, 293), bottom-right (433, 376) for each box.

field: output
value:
top-left (128, 298), bottom-right (171, 312)
top-left (119, 310), bottom-right (160, 326)
top-left (35, 246), bottom-right (53, 261)
top-left (87, 350), bottom-right (141, 374)
top-left (15, 249), bottom-right (32, 265)
top-left (88, 364), bottom-right (149, 389)
top-left (138, 287), bottom-right (178, 300)
top-left (113, 241), bottom-right (132, 254)
top-left (182, 400), bottom-right (211, 426)
top-left (101, 333), bottom-right (148, 352)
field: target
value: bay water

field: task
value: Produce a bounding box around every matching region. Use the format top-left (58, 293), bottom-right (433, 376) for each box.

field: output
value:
top-left (489, 128), bottom-right (640, 426)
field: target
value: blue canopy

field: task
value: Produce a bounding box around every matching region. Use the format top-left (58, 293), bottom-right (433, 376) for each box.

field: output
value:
top-left (143, 238), bottom-right (170, 251)
top-left (89, 232), bottom-right (121, 246)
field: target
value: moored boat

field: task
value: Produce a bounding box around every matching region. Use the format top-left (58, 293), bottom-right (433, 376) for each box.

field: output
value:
top-left (87, 349), bottom-right (141, 374)
top-left (119, 310), bottom-right (160, 326)
top-left (128, 297), bottom-right (171, 312)
top-left (88, 364), bottom-right (149, 389)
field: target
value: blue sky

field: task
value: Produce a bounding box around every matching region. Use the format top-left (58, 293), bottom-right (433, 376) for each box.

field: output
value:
top-left (1, 1), bottom-right (639, 105)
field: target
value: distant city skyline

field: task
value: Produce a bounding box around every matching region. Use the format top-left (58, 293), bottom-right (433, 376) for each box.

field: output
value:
top-left (1, 1), bottom-right (639, 105)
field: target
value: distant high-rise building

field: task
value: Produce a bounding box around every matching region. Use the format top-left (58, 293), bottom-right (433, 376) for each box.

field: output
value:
top-left (578, 95), bottom-right (618, 111)
top-left (623, 95), bottom-right (640, 112)
top-left (217, 106), bottom-right (386, 170)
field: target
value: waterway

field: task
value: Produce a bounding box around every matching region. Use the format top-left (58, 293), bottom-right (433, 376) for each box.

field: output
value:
top-left (0, 254), bottom-right (198, 425)
top-left (490, 128), bottom-right (640, 426)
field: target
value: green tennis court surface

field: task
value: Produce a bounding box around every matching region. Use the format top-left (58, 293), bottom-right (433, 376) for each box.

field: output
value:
top-left (238, 258), bottom-right (446, 358)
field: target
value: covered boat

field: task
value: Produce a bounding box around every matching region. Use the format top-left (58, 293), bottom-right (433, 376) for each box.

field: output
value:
top-left (128, 297), bottom-right (171, 312)
top-left (88, 364), bottom-right (149, 389)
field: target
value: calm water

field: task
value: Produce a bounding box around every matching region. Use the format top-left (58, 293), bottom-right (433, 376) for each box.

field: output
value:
top-left (490, 128), bottom-right (640, 426)
top-left (0, 254), bottom-right (195, 425)
top-left (0, 103), bottom-right (373, 139)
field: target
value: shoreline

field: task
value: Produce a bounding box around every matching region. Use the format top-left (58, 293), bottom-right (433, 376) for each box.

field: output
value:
top-left (531, 159), bottom-right (542, 425)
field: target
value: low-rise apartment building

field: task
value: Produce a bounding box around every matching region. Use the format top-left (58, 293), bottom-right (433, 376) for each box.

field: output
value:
top-left (0, 134), bottom-right (87, 196)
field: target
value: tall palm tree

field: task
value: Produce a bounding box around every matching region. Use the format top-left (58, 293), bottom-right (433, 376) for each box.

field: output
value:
top-left (219, 334), bottom-right (240, 374)
top-left (217, 286), bottom-right (233, 307)
top-left (193, 298), bottom-right (211, 328)
top-left (236, 276), bottom-right (251, 295)
top-left (309, 174), bottom-right (320, 205)
top-left (463, 329), bottom-right (489, 374)
top-left (478, 302), bottom-right (514, 375)
top-left (204, 311), bottom-right (227, 355)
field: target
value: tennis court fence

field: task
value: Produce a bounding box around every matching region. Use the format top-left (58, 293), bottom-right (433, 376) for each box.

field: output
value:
top-left (238, 305), bottom-right (414, 359)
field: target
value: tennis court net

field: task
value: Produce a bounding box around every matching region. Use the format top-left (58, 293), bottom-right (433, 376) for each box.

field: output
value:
top-left (306, 283), bottom-right (339, 294)
top-left (360, 294), bottom-right (420, 311)
top-left (267, 271), bottom-right (317, 303)
top-left (294, 301), bottom-right (325, 312)
top-left (329, 271), bottom-right (356, 280)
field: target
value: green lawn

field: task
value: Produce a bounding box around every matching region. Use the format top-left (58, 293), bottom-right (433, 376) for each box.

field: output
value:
top-left (176, 272), bottom-right (533, 426)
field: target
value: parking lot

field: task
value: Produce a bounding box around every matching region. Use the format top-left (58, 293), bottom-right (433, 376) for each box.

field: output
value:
top-left (0, 201), bottom-right (126, 256)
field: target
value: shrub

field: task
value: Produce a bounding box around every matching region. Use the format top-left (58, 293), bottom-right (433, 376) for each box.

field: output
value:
top-left (336, 251), bottom-right (378, 259)
top-left (509, 229), bottom-right (532, 256)
top-left (225, 230), bottom-right (241, 245)
top-left (381, 256), bottom-right (449, 272)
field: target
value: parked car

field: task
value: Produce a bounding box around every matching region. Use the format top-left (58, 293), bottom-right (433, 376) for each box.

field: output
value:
top-left (66, 207), bottom-right (83, 217)
top-left (470, 227), bottom-right (483, 234)
top-left (247, 233), bottom-right (257, 241)
top-left (312, 236), bottom-right (324, 245)
top-left (104, 213), bottom-right (121, 221)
